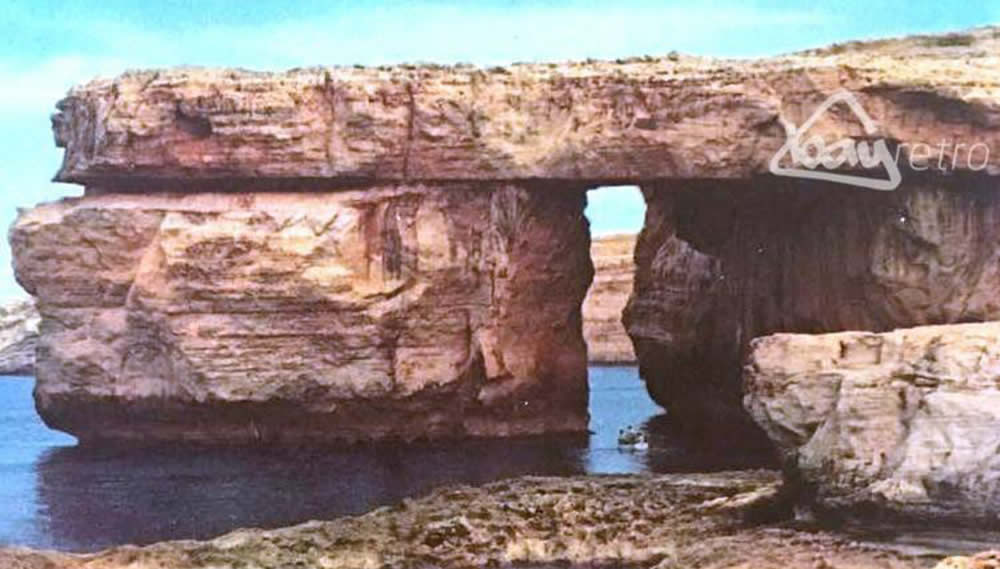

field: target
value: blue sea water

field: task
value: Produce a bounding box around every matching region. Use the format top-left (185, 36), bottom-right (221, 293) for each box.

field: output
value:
top-left (0, 367), bottom-right (769, 552)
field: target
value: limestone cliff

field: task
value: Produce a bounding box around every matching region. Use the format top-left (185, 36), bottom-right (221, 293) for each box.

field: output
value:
top-left (50, 28), bottom-right (1000, 186)
top-left (12, 188), bottom-right (592, 444)
top-left (0, 298), bottom-right (38, 375)
top-left (582, 234), bottom-right (636, 364)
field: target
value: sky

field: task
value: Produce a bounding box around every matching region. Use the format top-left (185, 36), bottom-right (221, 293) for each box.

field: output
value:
top-left (1, 0), bottom-right (998, 299)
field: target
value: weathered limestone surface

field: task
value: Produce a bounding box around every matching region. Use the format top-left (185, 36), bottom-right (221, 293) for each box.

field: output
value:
top-left (53, 28), bottom-right (1000, 186)
top-left (0, 298), bottom-right (39, 375)
top-left (745, 322), bottom-right (1000, 523)
top-left (582, 233), bottom-right (636, 364)
top-left (0, 471), bottom-right (953, 568)
top-left (626, 177), bottom-right (1000, 439)
top-left (11, 186), bottom-right (592, 443)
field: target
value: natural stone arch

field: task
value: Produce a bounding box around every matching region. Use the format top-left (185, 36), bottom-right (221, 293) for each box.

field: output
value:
top-left (17, 27), bottom-right (1000, 443)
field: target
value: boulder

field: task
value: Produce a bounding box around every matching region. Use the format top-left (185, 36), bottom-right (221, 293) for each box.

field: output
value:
top-left (745, 321), bottom-right (1000, 523)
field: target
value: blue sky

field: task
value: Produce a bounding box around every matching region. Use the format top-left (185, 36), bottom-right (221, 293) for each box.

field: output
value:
top-left (1, 1), bottom-right (998, 298)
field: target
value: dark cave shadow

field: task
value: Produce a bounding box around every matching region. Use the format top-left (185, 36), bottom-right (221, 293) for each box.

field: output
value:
top-left (637, 413), bottom-right (779, 473)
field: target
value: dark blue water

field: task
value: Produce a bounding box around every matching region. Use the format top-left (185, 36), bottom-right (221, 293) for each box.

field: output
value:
top-left (0, 367), bottom-right (770, 552)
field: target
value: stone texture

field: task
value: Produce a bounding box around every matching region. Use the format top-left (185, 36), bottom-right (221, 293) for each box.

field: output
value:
top-left (934, 552), bottom-right (1000, 569)
top-left (0, 470), bottom-right (952, 568)
top-left (582, 233), bottom-right (636, 363)
top-left (0, 298), bottom-right (39, 375)
top-left (51, 28), bottom-right (1000, 186)
top-left (11, 186), bottom-right (592, 444)
top-left (626, 177), bottom-right (1000, 440)
top-left (745, 321), bottom-right (1000, 523)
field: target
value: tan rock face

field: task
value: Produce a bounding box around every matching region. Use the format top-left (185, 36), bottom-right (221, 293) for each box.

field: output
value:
top-left (626, 177), bottom-right (1000, 439)
top-left (582, 233), bottom-right (636, 364)
top-left (51, 28), bottom-right (1000, 186)
top-left (745, 322), bottom-right (1000, 523)
top-left (0, 298), bottom-right (39, 375)
top-left (11, 186), bottom-right (592, 443)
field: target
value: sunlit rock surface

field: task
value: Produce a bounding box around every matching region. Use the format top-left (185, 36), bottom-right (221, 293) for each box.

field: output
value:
top-left (50, 29), bottom-right (1000, 185)
top-left (745, 322), bottom-right (1000, 523)
top-left (582, 233), bottom-right (636, 364)
top-left (12, 187), bottom-right (592, 443)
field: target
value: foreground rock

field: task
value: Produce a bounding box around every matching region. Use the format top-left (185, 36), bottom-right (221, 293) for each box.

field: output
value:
top-left (12, 187), bottom-right (591, 444)
top-left (0, 298), bottom-right (39, 375)
top-left (582, 233), bottom-right (636, 364)
top-left (933, 552), bottom-right (1000, 569)
top-left (0, 471), bottom-right (950, 568)
top-left (745, 321), bottom-right (1000, 524)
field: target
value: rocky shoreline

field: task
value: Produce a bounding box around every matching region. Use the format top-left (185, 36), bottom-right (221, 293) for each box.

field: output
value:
top-left (0, 470), bottom-right (977, 569)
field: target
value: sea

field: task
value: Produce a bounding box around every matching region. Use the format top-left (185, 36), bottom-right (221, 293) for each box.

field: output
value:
top-left (0, 366), bottom-right (772, 552)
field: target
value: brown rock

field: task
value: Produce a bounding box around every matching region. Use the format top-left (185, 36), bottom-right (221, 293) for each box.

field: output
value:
top-left (51, 28), bottom-right (1000, 186)
top-left (582, 233), bottom-right (636, 364)
top-left (11, 186), bottom-right (592, 444)
top-left (745, 321), bottom-right (1000, 523)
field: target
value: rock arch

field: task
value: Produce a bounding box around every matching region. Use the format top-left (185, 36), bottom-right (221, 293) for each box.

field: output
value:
top-left (16, 28), bottom-right (1000, 443)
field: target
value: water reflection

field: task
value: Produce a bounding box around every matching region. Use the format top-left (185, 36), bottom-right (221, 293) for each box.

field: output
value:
top-left (16, 366), bottom-right (776, 552)
top-left (35, 437), bottom-right (587, 551)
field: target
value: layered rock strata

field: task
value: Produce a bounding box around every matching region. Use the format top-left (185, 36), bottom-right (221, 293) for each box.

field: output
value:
top-left (12, 187), bottom-right (592, 444)
top-left (51, 29), bottom-right (1000, 186)
top-left (582, 233), bottom-right (636, 363)
top-left (745, 322), bottom-right (1000, 524)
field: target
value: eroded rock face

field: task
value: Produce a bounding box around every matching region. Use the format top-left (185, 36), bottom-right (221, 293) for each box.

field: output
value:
top-left (745, 322), bottom-right (1000, 523)
top-left (626, 178), bottom-right (1000, 440)
top-left (11, 186), bottom-right (592, 444)
top-left (51, 28), bottom-right (1000, 186)
top-left (0, 298), bottom-right (39, 375)
top-left (582, 233), bottom-right (636, 364)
